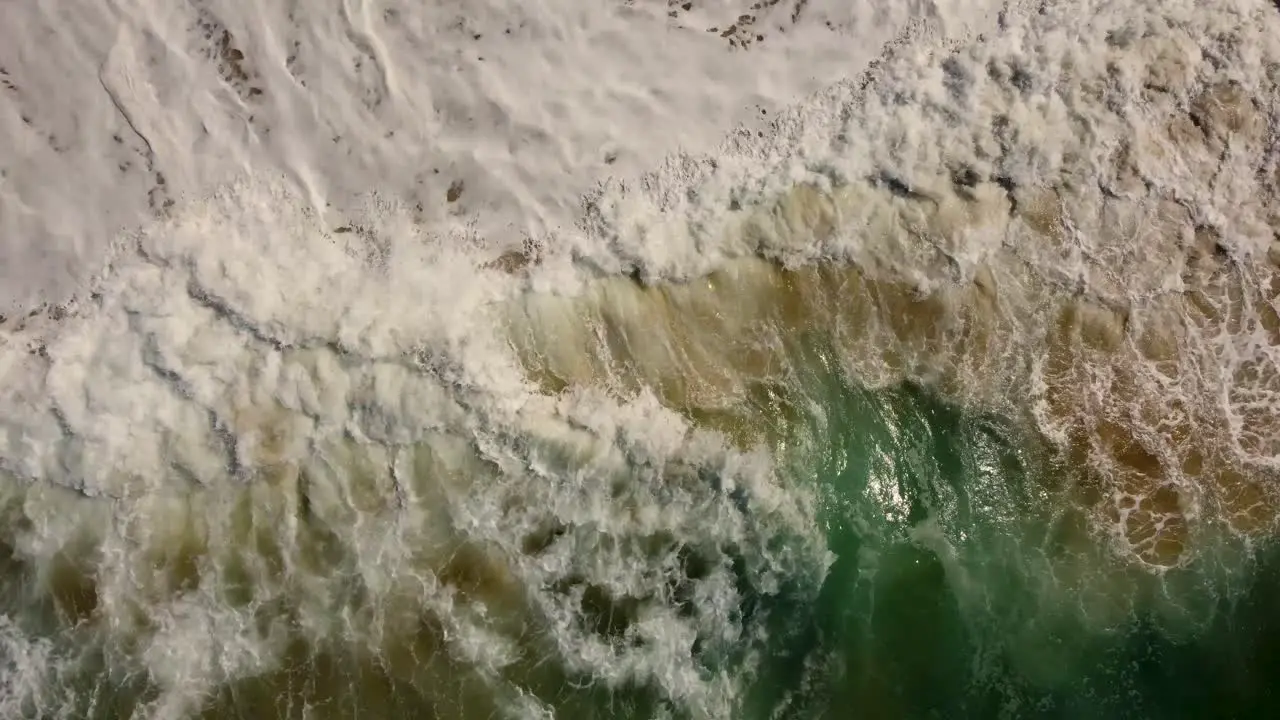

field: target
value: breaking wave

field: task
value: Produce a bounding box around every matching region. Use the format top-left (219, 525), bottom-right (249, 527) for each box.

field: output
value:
top-left (1, 0), bottom-right (1279, 717)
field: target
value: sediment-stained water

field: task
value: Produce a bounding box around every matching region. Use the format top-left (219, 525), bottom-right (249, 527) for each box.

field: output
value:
top-left (1, 0), bottom-right (1280, 718)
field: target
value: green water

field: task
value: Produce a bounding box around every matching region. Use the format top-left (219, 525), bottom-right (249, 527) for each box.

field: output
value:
top-left (7, 353), bottom-right (1280, 719)
top-left (740, 369), bottom-right (1280, 719)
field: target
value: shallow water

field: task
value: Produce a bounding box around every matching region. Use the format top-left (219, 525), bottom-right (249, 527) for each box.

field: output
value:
top-left (9, 367), bottom-right (1276, 719)
top-left (2, 0), bottom-right (1280, 718)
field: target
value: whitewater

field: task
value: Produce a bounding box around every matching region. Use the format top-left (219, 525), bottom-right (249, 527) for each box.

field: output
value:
top-left (1, 0), bottom-right (1279, 717)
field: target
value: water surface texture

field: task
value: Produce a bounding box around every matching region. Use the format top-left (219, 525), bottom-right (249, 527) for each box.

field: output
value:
top-left (2, 0), bottom-right (1280, 718)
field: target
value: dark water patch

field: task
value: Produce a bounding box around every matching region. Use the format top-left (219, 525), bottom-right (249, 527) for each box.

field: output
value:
top-left (740, 376), bottom-right (1279, 719)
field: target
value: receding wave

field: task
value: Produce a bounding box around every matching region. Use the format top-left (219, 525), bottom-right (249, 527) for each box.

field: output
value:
top-left (1, 0), bottom-right (1279, 718)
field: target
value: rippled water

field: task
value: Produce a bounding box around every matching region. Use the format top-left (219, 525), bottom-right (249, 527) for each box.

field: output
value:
top-left (2, 0), bottom-right (1280, 718)
top-left (748, 378), bottom-right (1275, 718)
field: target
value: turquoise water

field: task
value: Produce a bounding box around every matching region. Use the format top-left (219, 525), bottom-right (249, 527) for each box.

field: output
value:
top-left (6, 344), bottom-right (1276, 720)
top-left (735, 367), bottom-right (1276, 719)
top-left (1, 351), bottom-right (1275, 720)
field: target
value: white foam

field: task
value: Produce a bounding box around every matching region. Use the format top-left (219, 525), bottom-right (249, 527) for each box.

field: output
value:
top-left (0, 615), bottom-right (56, 719)
top-left (0, 0), bottom-right (1001, 315)
top-left (0, 0), bottom-right (1279, 715)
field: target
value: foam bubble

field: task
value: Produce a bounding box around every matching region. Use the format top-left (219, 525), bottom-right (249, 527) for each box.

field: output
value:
top-left (1, 0), bottom-right (1279, 715)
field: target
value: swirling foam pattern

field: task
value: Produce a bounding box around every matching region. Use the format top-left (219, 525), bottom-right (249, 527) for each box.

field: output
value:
top-left (1, 0), bottom-right (1279, 718)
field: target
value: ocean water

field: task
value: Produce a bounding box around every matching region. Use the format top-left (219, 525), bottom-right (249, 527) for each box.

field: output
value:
top-left (2, 0), bottom-right (1280, 718)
